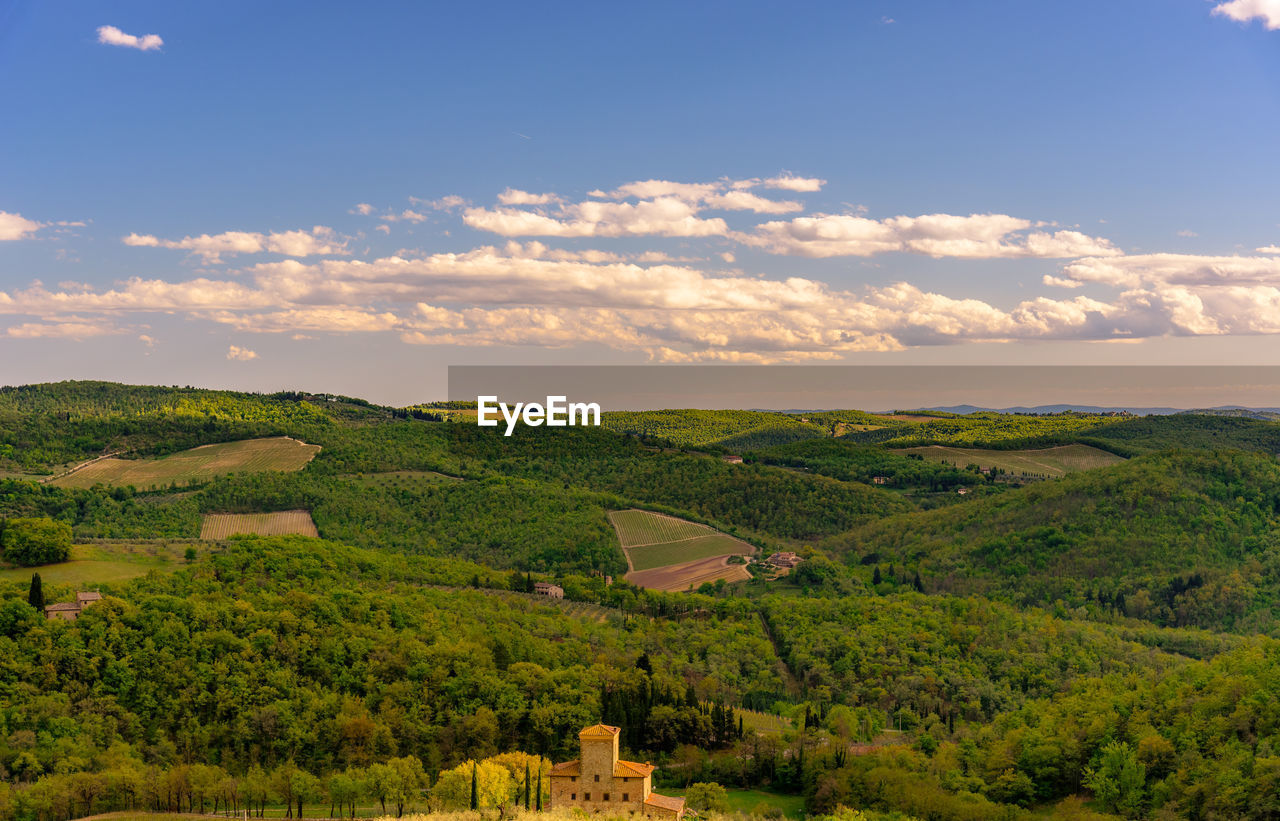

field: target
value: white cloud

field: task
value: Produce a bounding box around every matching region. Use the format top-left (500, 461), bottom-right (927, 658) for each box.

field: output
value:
top-left (1212, 0), bottom-right (1280, 29)
top-left (15, 176), bottom-right (1280, 361)
top-left (4, 240), bottom-right (1280, 361)
top-left (763, 175), bottom-right (827, 192)
top-left (97, 25), bottom-right (163, 51)
top-left (5, 319), bottom-right (123, 339)
top-left (1057, 253), bottom-right (1280, 289)
top-left (409, 194), bottom-right (468, 210)
top-left (351, 203), bottom-right (375, 216)
top-left (464, 198), bottom-right (730, 238)
top-left (497, 189), bottom-right (559, 206)
top-left (380, 209), bottom-right (429, 224)
top-left (226, 345), bottom-right (258, 361)
top-left (122, 226), bottom-right (347, 262)
top-left (745, 212), bottom-right (1120, 259)
top-left (1258, 245), bottom-right (1280, 254)
top-left (0, 212), bottom-right (46, 241)
top-left (1177, 229), bottom-right (1199, 238)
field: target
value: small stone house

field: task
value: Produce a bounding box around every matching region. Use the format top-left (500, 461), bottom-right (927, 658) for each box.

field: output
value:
top-left (550, 724), bottom-right (685, 819)
top-left (44, 591), bottom-right (103, 621)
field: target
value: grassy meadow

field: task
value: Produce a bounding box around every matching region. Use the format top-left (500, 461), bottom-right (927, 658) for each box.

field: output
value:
top-left (896, 443), bottom-right (1124, 477)
top-left (0, 541), bottom-right (199, 586)
top-left (49, 436), bottom-right (320, 489)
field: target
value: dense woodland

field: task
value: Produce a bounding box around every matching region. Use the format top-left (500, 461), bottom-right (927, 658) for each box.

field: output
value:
top-left (3, 382), bottom-right (1280, 820)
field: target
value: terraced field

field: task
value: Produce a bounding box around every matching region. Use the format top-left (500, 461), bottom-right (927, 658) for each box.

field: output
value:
top-left (200, 510), bottom-right (320, 539)
top-left (610, 509), bottom-right (718, 547)
top-left (897, 443), bottom-right (1124, 478)
top-left (49, 437), bottom-right (320, 489)
top-left (608, 509), bottom-right (755, 589)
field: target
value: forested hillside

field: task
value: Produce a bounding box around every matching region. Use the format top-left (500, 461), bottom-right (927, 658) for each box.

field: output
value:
top-left (3, 382), bottom-right (1280, 820)
top-left (829, 450), bottom-right (1280, 632)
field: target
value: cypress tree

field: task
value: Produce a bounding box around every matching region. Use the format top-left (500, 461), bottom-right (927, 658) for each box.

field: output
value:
top-left (27, 573), bottom-right (44, 611)
top-left (536, 763), bottom-right (543, 811)
top-left (872, 566), bottom-right (882, 586)
top-left (525, 762), bottom-right (532, 810)
top-left (470, 761), bottom-right (479, 810)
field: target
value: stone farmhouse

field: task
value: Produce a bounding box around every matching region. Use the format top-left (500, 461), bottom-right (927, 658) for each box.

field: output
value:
top-left (767, 551), bottom-right (802, 569)
top-left (549, 724), bottom-right (686, 819)
top-left (44, 591), bottom-right (102, 621)
top-left (534, 582), bottom-right (565, 599)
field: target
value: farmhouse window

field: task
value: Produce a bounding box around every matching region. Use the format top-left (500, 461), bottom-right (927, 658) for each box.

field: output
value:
top-left (571, 794), bottom-right (576, 801)
top-left (594, 775), bottom-right (600, 781)
top-left (584, 793), bottom-right (591, 801)
top-left (623, 794), bottom-right (630, 802)
top-left (604, 794), bottom-right (610, 801)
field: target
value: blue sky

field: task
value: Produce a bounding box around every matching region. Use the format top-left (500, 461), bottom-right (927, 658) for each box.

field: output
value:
top-left (1, 0), bottom-right (1279, 403)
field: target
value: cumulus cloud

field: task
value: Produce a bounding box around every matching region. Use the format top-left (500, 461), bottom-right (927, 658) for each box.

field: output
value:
top-left (10, 238), bottom-right (1277, 362)
top-left (122, 226), bottom-right (348, 262)
top-left (13, 176), bottom-right (1280, 361)
top-left (763, 175), bottom-right (827, 192)
top-left (497, 189), bottom-right (559, 206)
top-left (1212, 0), bottom-right (1280, 29)
top-left (468, 178), bottom-right (1113, 260)
top-left (0, 212), bottom-right (46, 241)
top-left (464, 198), bottom-right (730, 238)
top-left (226, 345), bottom-right (258, 361)
top-left (745, 212), bottom-right (1120, 259)
top-left (97, 25), bottom-right (163, 51)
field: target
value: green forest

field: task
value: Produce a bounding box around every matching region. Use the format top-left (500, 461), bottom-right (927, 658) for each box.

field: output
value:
top-left (4, 382), bottom-right (1280, 820)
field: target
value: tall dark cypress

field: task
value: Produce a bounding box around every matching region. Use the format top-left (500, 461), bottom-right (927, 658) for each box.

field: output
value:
top-left (524, 762), bottom-right (531, 810)
top-left (27, 573), bottom-right (44, 611)
top-left (470, 761), bottom-right (479, 810)
top-left (536, 763), bottom-right (543, 811)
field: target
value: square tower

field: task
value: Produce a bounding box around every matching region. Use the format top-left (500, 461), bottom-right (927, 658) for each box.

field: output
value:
top-left (579, 723), bottom-right (620, 779)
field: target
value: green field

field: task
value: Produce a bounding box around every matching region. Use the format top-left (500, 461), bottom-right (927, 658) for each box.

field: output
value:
top-left (201, 510), bottom-right (320, 539)
top-left (625, 533), bottom-right (754, 571)
top-left (609, 508), bottom-right (718, 547)
top-left (0, 542), bottom-right (196, 585)
top-left (48, 436), bottom-right (320, 489)
top-left (608, 509), bottom-right (755, 571)
top-left (897, 443), bottom-right (1124, 477)
top-left (665, 787), bottom-right (807, 819)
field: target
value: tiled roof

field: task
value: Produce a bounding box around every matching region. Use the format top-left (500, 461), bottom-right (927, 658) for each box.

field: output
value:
top-left (644, 793), bottom-right (686, 813)
top-left (77, 592), bottom-right (103, 601)
top-left (44, 602), bottom-right (81, 611)
top-left (615, 759), bottom-right (655, 778)
top-left (579, 723), bottom-right (620, 739)
top-left (549, 760), bottom-right (580, 776)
